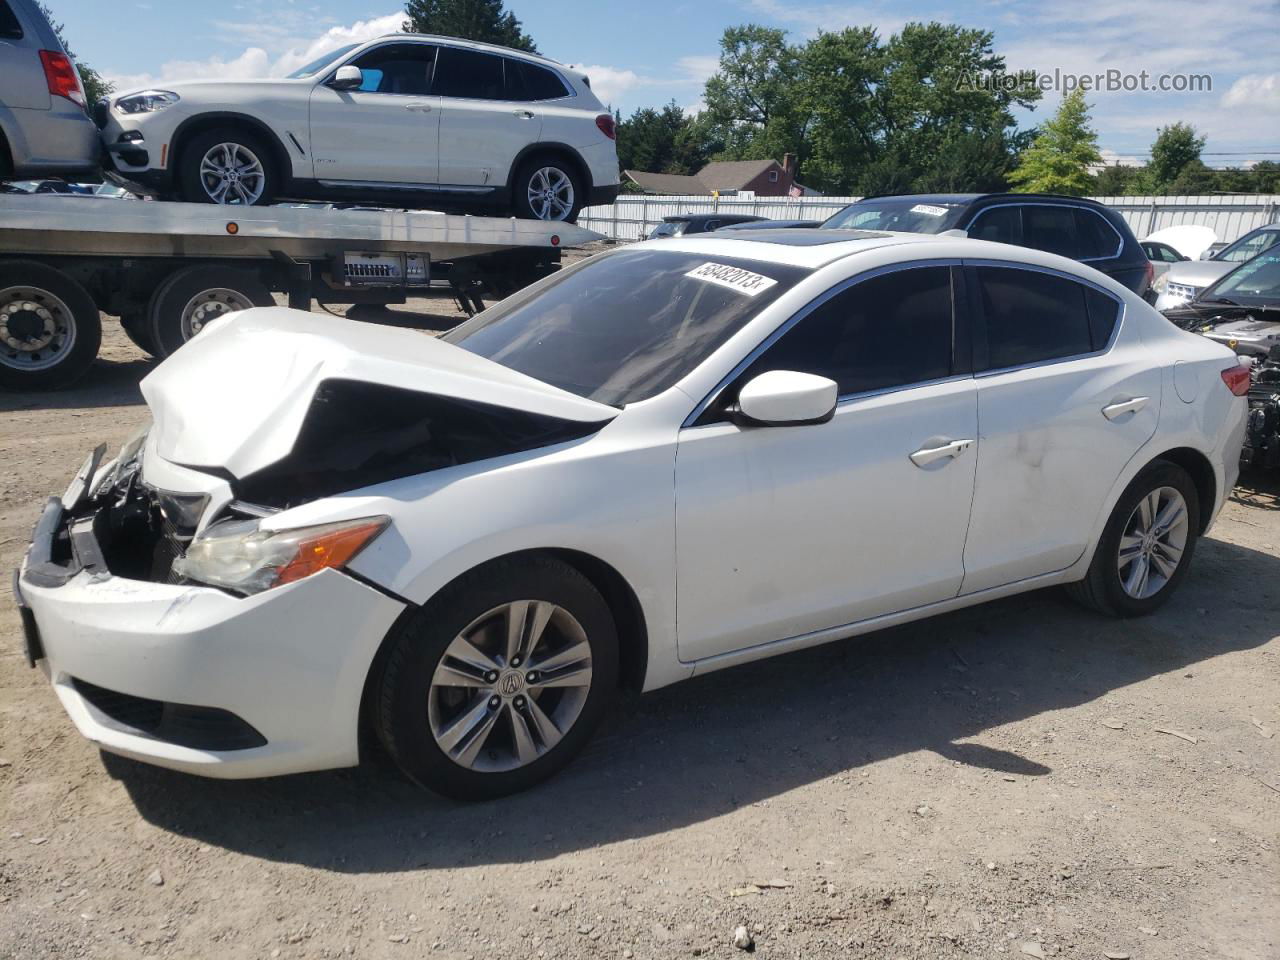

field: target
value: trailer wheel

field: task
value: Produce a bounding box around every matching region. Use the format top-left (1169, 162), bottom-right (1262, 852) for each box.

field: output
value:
top-left (0, 261), bottom-right (102, 391)
top-left (149, 265), bottom-right (274, 358)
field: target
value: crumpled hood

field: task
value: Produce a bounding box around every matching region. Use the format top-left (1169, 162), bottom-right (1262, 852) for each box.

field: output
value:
top-left (1165, 259), bottom-right (1235, 288)
top-left (140, 307), bottom-right (616, 479)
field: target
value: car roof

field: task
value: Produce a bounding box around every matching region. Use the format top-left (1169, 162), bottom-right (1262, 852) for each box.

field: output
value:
top-left (646, 228), bottom-right (951, 268)
top-left (384, 33), bottom-right (567, 68)
top-left (856, 192), bottom-right (1109, 208)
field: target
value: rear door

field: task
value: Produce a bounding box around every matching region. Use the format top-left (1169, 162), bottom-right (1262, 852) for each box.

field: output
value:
top-left (434, 46), bottom-right (541, 188)
top-left (960, 262), bottom-right (1160, 594)
top-left (0, 1), bottom-right (49, 111)
top-left (308, 41), bottom-right (440, 184)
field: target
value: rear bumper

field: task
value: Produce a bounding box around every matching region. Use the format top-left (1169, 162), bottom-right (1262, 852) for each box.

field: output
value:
top-left (16, 492), bottom-right (405, 779)
top-left (2, 103), bottom-right (100, 177)
top-left (587, 182), bottom-right (619, 207)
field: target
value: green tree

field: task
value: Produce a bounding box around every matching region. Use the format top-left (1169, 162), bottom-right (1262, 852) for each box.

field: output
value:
top-left (701, 25), bottom-right (806, 166)
top-left (38, 3), bottom-right (113, 105)
top-left (1148, 123), bottom-right (1205, 189)
top-left (1091, 162), bottom-right (1146, 195)
top-left (1007, 89), bottom-right (1100, 195)
top-left (403, 0), bottom-right (536, 52)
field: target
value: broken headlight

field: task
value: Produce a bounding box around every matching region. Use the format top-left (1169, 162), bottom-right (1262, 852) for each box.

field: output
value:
top-left (172, 515), bottom-right (389, 595)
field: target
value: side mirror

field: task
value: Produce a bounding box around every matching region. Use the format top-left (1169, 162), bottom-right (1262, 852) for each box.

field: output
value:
top-left (330, 65), bottom-right (363, 91)
top-left (735, 370), bottom-right (838, 427)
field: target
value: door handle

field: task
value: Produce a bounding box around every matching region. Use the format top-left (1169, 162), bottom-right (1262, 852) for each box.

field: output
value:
top-left (1102, 396), bottom-right (1149, 421)
top-left (404, 102), bottom-right (433, 112)
top-left (513, 109), bottom-right (535, 119)
top-left (909, 438), bottom-right (974, 468)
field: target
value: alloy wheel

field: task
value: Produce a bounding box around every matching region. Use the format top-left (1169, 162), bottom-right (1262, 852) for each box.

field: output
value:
top-left (1117, 485), bottom-right (1189, 599)
top-left (0, 286), bottom-right (77, 372)
top-left (526, 166), bottom-right (574, 221)
top-left (428, 600), bottom-right (593, 773)
top-left (198, 142), bottom-right (266, 205)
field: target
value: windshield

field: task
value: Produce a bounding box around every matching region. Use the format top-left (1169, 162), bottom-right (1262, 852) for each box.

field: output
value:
top-left (1213, 228), bottom-right (1280, 263)
top-left (649, 221), bottom-right (687, 238)
top-left (443, 249), bottom-right (809, 406)
top-left (1203, 251), bottom-right (1280, 303)
top-left (822, 198), bottom-right (966, 233)
top-left (286, 44), bottom-right (359, 79)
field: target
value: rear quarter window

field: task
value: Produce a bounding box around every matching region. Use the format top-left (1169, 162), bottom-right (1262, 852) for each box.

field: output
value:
top-left (1074, 209), bottom-right (1121, 259)
top-left (0, 1), bottom-right (23, 39)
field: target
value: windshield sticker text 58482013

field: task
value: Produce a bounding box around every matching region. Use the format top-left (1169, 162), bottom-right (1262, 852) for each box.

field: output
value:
top-left (684, 262), bottom-right (779, 297)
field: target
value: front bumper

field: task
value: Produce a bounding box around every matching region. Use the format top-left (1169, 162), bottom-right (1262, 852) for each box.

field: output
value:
top-left (16, 482), bottom-right (405, 779)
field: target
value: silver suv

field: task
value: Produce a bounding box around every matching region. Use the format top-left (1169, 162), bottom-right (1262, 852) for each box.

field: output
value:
top-left (0, 0), bottom-right (98, 178)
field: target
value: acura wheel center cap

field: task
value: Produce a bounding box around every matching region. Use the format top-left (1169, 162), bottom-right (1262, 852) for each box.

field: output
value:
top-left (497, 671), bottom-right (524, 697)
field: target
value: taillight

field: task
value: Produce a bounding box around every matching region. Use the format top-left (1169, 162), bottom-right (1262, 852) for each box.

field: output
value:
top-left (595, 113), bottom-right (616, 140)
top-left (39, 50), bottom-right (85, 107)
top-left (1143, 259), bottom-right (1155, 292)
top-left (1220, 363), bottom-right (1251, 397)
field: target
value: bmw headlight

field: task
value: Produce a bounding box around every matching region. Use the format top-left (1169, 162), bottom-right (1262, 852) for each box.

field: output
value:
top-left (114, 90), bottom-right (180, 114)
top-left (173, 516), bottom-right (389, 595)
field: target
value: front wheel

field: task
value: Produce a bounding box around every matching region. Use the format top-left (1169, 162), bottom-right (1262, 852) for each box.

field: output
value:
top-left (1066, 460), bottom-right (1200, 617)
top-left (374, 555), bottom-right (619, 799)
top-left (511, 156), bottom-right (584, 222)
top-left (177, 127), bottom-right (276, 206)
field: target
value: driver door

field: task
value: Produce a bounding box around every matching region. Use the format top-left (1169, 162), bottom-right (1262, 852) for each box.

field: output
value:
top-left (308, 41), bottom-right (441, 185)
top-left (674, 263), bottom-right (979, 662)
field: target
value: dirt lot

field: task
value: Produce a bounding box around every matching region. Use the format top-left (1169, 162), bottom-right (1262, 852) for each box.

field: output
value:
top-left (1, 312), bottom-right (1278, 960)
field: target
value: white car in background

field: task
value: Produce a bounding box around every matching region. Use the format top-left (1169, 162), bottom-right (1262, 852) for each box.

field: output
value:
top-left (17, 230), bottom-right (1247, 799)
top-left (94, 34), bottom-right (619, 220)
top-left (1154, 225), bottom-right (1280, 310)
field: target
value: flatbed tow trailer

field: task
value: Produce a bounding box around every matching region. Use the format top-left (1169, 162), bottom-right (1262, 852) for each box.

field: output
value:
top-left (0, 195), bottom-right (603, 389)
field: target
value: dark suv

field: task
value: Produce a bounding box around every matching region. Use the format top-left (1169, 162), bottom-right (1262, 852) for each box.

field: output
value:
top-left (822, 194), bottom-right (1152, 297)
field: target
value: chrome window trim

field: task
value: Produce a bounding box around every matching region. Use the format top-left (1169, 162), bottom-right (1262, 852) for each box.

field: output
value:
top-left (964, 202), bottom-right (1125, 263)
top-left (681, 258), bottom-right (964, 429)
top-left (964, 258), bottom-right (1126, 378)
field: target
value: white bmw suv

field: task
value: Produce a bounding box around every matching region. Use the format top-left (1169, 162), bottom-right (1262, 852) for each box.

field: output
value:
top-left (94, 34), bottom-right (620, 220)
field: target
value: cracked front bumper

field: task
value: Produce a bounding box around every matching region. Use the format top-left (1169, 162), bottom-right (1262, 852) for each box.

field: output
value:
top-left (16, 483), bottom-right (406, 779)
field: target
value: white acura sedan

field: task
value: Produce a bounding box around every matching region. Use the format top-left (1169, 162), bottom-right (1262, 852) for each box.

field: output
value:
top-left (16, 230), bottom-right (1248, 799)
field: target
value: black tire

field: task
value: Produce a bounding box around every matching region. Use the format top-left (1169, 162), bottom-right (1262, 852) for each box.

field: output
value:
top-left (511, 153), bottom-right (585, 223)
top-left (0, 260), bottom-right (101, 391)
top-left (374, 555), bottom-right (619, 800)
top-left (1065, 460), bottom-right (1200, 617)
top-left (176, 126), bottom-right (277, 206)
top-left (148, 264), bottom-right (274, 359)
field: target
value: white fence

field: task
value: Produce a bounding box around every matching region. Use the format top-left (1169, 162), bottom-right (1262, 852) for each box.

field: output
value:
top-left (579, 194), bottom-right (1280, 244)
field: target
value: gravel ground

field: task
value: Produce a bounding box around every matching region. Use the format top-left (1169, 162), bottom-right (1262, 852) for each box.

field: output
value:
top-left (1, 308), bottom-right (1278, 960)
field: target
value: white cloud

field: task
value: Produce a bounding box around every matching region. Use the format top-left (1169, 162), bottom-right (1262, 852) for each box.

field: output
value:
top-left (676, 54), bottom-right (719, 85)
top-left (567, 64), bottom-right (643, 107)
top-left (105, 12), bottom-right (402, 91)
top-left (1222, 72), bottom-right (1280, 110)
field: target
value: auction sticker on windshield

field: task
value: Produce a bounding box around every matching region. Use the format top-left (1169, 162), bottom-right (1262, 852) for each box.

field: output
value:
top-left (685, 262), bottom-right (779, 296)
top-left (910, 204), bottom-right (950, 217)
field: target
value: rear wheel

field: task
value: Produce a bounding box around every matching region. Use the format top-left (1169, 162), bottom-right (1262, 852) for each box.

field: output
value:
top-left (511, 155), bottom-right (584, 222)
top-left (374, 555), bottom-right (618, 799)
top-left (1066, 461), bottom-right (1199, 617)
top-left (177, 127), bottom-right (276, 206)
top-left (0, 260), bottom-right (101, 390)
top-left (148, 264), bottom-right (273, 358)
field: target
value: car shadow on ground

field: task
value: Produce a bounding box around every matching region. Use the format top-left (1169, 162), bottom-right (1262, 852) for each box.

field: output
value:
top-left (1232, 468), bottom-right (1280, 512)
top-left (0, 356), bottom-right (151, 412)
top-left (105, 533), bottom-right (1278, 874)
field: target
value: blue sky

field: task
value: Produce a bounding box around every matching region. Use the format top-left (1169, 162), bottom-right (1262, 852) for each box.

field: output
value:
top-left (48, 0), bottom-right (1280, 167)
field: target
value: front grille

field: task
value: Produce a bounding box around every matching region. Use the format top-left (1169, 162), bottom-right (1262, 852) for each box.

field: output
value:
top-left (1166, 282), bottom-right (1199, 300)
top-left (71, 678), bottom-right (267, 751)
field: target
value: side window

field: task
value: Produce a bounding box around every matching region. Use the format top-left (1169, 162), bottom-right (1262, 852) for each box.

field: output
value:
top-left (1084, 287), bottom-right (1121, 349)
top-left (1158, 244), bottom-right (1181, 262)
top-left (433, 47), bottom-right (506, 100)
top-left (743, 266), bottom-right (954, 396)
top-left (969, 206), bottom-right (1021, 244)
top-left (1022, 206), bottom-right (1080, 258)
top-left (0, 0), bottom-right (22, 38)
top-left (1074, 209), bottom-right (1119, 259)
top-left (976, 267), bottom-right (1095, 369)
top-left (1221, 231), bottom-right (1273, 262)
top-left (348, 43), bottom-right (436, 95)
top-left (509, 60), bottom-right (569, 101)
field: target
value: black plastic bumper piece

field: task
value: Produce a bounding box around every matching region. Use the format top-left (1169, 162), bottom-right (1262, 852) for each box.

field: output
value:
top-left (71, 677), bottom-right (268, 751)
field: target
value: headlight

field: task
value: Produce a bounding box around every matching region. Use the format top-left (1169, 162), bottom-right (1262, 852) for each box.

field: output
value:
top-left (1152, 272), bottom-right (1169, 293)
top-left (114, 90), bottom-right (180, 114)
top-left (173, 516), bottom-right (389, 595)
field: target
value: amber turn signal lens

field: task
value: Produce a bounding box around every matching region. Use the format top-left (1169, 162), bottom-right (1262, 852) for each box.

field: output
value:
top-left (274, 519), bottom-right (388, 586)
